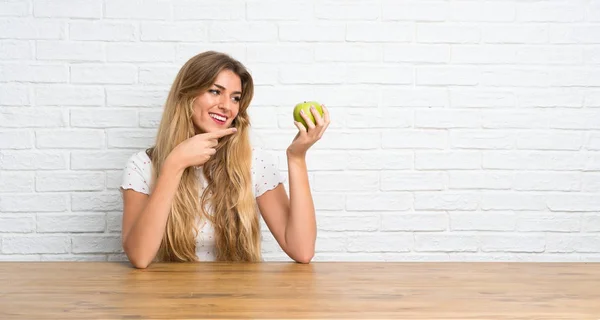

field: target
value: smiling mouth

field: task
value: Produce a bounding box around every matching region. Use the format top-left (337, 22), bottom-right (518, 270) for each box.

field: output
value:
top-left (209, 112), bottom-right (227, 124)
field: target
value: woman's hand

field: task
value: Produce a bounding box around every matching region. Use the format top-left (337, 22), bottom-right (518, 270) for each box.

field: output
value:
top-left (168, 127), bottom-right (237, 170)
top-left (287, 104), bottom-right (330, 159)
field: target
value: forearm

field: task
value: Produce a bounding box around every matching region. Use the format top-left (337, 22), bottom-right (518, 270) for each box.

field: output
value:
top-left (123, 158), bottom-right (184, 268)
top-left (284, 151), bottom-right (317, 262)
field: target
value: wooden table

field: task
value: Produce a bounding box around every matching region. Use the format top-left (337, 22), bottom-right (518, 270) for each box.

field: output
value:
top-left (1, 262), bottom-right (599, 319)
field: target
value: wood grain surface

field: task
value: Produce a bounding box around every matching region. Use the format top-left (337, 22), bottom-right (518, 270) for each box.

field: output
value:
top-left (0, 262), bottom-right (599, 319)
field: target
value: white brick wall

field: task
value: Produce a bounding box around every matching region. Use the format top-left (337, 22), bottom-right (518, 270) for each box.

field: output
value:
top-left (1, 0), bottom-right (599, 262)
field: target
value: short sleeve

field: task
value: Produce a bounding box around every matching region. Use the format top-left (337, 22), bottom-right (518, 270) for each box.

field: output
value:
top-left (253, 149), bottom-right (286, 197)
top-left (120, 151), bottom-right (152, 195)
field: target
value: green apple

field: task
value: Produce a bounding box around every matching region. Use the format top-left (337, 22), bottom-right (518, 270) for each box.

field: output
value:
top-left (293, 101), bottom-right (323, 129)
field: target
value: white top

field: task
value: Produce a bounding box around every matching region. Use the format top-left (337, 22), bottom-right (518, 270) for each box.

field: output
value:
top-left (120, 148), bottom-right (285, 261)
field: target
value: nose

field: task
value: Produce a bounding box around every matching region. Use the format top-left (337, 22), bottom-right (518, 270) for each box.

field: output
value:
top-left (218, 96), bottom-right (232, 112)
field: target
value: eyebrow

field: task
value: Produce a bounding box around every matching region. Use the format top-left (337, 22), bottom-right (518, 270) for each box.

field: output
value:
top-left (214, 83), bottom-right (242, 95)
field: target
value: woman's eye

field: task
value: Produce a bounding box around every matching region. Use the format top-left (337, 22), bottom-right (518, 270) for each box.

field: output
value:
top-left (233, 96), bottom-right (241, 103)
top-left (209, 89), bottom-right (220, 95)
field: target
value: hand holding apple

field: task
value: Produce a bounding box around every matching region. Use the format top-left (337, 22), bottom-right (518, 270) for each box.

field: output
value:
top-left (293, 101), bottom-right (324, 129)
top-left (287, 101), bottom-right (330, 159)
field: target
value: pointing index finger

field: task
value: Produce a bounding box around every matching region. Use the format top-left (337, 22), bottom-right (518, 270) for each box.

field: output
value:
top-left (206, 127), bottom-right (238, 139)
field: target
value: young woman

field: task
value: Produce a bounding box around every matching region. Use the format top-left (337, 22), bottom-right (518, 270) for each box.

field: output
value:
top-left (120, 51), bottom-right (330, 268)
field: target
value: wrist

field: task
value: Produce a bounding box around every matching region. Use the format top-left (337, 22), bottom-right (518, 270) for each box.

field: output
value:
top-left (286, 149), bottom-right (306, 165)
top-left (164, 151), bottom-right (186, 174)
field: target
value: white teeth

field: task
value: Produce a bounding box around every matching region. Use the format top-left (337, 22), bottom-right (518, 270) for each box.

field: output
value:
top-left (209, 113), bottom-right (226, 122)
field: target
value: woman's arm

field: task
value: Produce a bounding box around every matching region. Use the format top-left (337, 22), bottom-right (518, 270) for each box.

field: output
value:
top-left (122, 128), bottom-right (237, 268)
top-left (256, 104), bottom-right (330, 263)
top-left (122, 158), bottom-right (184, 269)
top-left (256, 154), bottom-right (316, 263)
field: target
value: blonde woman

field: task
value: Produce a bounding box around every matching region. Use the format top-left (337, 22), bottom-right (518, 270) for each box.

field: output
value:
top-left (120, 51), bottom-right (330, 268)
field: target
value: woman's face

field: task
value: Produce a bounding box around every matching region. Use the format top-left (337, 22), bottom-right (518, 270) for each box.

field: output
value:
top-left (192, 69), bottom-right (242, 134)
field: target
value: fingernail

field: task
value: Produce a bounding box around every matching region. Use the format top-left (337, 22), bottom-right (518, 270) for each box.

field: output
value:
top-left (300, 110), bottom-right (305, 115)
top-left (311, 106), bottom-right (315, 110)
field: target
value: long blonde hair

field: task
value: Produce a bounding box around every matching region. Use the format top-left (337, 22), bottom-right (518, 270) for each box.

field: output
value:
top-left (147, 51), bottom-right (260, 262)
